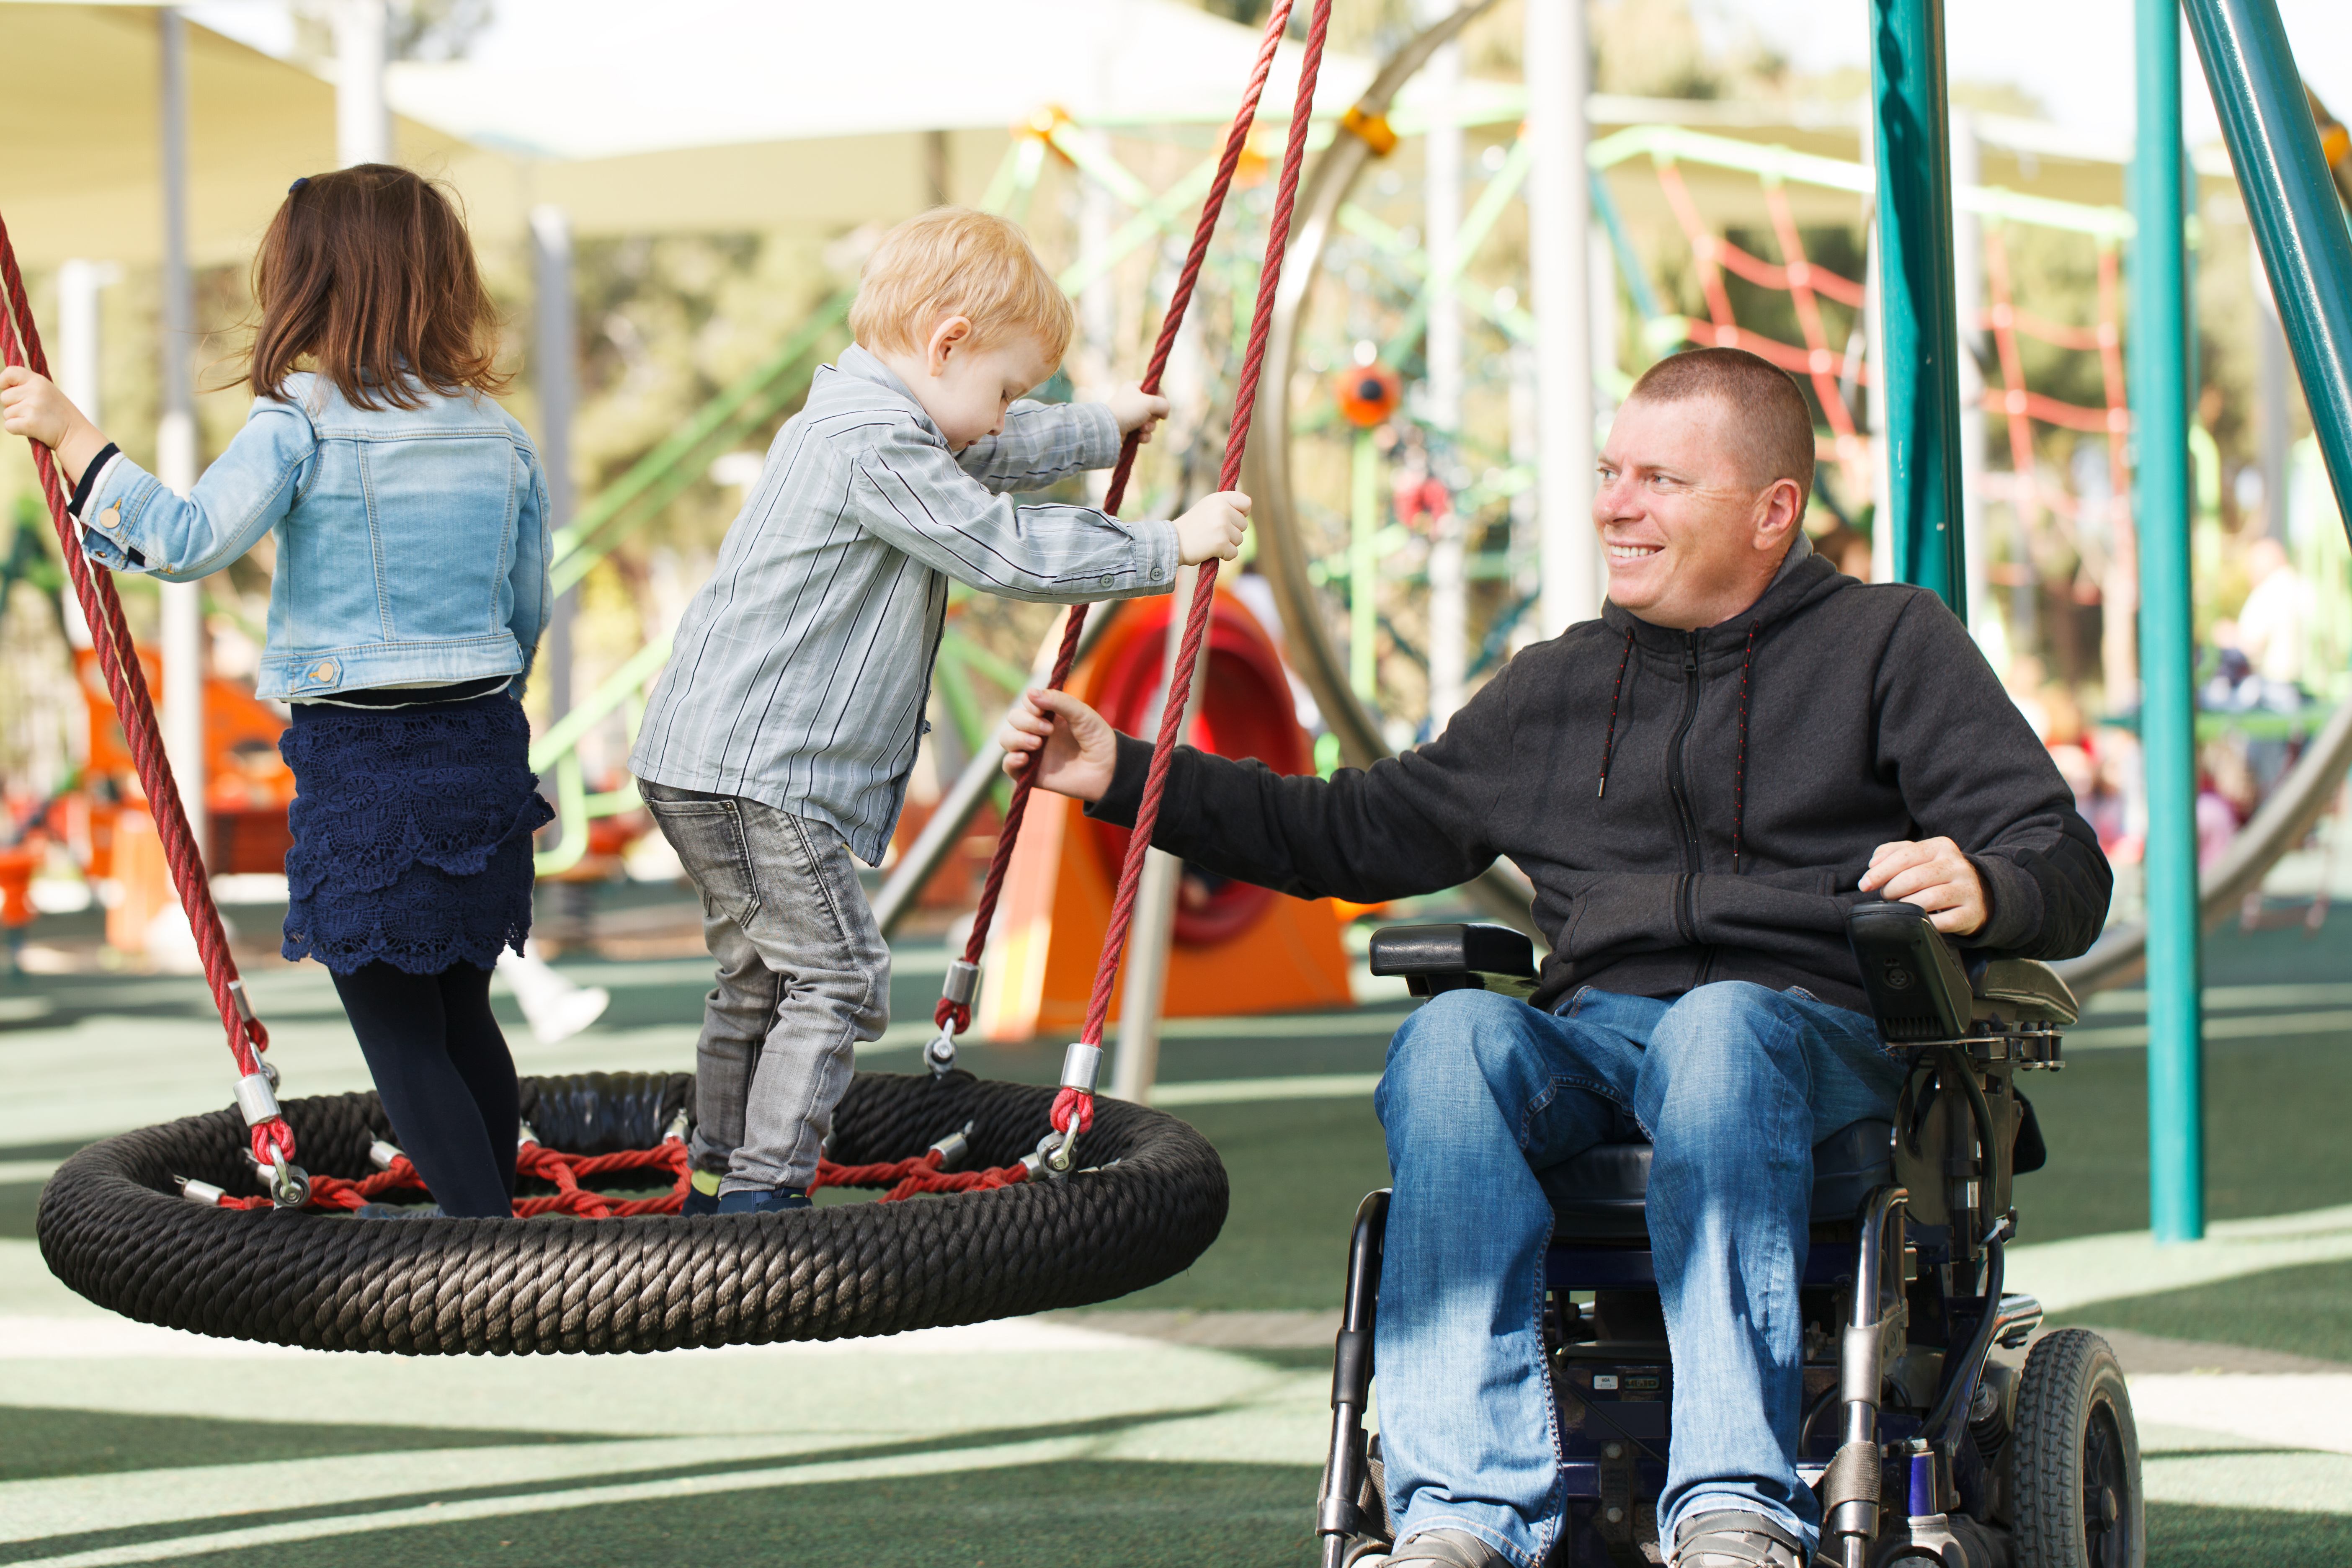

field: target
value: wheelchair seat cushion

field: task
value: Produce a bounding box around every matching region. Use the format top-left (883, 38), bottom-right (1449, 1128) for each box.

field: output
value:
top-left (1536, 1118), bottom-right (1893, 1240)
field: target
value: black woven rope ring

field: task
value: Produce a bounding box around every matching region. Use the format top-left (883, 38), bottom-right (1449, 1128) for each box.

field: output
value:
top-left (36, 1070), bottom-right (1230, 1355)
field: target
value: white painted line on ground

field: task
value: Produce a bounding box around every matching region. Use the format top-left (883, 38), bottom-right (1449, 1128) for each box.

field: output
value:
top-left (2140, 1447), bottom-right (2352, 1513)
top-left (2008, 1203), bottom-right (2352, 1312)
top-left (2087, 982), bottom-right (2352, 1014)
top-left (6, 1435), bottom-right (1099, 1566)
top-left (0, 1159), bottom-right (60, 1185)
top-left (1150, 1073), bottom-right (1382, 1107)
top-left (2063, 1008), bottom-right (2352, 1051)
top-left (2127, 1373), bottom-right (2352, 1457)
top-left (0, 1311), bottom-right (1158, 1363)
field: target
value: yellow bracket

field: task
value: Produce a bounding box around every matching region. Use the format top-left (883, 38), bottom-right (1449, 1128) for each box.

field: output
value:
top-left (1341, 105), bottom-right (1398, 157)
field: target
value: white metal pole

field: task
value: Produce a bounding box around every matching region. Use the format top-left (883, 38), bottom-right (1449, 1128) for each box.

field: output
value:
top-left (2254, 266), bottom-right (2290, 541)
top-left (157, 9), bottom-right (206, 869)
top-left (531, 206), bottom-right (577, 722)
top-left (1529, 0), bottom-right (1597, 634)
top-left (1950, 111), bottom-right (1993, 654)
top-left (1110, 564), bottom-right (1207, 1105)
top-left (1422, 14), bottom-right (1466, 728)
top-left (334, 0), bottom-right (392, 167)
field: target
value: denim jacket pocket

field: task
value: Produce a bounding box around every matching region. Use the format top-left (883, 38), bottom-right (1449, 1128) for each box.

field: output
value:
top-left (645, 797), bottom-right (762, 926)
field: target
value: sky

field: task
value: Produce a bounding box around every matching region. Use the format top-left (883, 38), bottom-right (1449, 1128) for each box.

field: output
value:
top-left (183, 0), bottom-right (2352, 151)
top-left (1707, 0), bottom-right (2352, 146)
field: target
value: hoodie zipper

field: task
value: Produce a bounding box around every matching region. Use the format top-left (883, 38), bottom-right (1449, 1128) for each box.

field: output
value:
top-left (1666, 631), bottom-right (1704, 946)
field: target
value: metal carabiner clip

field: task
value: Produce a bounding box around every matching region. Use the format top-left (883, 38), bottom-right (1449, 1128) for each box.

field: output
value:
top-left (924, 1027), bottom-right (959, 1079)
top-left (268, 1150), bottom-right (312, 1210)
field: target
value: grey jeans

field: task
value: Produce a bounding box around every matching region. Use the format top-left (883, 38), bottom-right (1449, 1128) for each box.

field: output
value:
top-left (638, 780), bottom-right (890, 1193)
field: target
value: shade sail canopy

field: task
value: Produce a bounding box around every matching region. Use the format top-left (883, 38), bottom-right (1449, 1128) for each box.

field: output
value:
top-left (0, 3), bottom-right (509, 268)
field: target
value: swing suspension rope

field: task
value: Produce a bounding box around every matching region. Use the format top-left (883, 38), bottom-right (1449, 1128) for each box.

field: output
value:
top-left (931, 0), bottom-right (1334, 1179)
top-left (0, 0), bottom-right (1329, 1214)
top-left (0, 219), bottom-right (304, 1207)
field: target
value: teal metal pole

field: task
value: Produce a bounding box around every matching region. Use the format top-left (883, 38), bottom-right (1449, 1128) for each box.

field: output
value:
top-left (1867, 0), bottom-right (1968, 615)
top-left (2181, 0), bottom-right (2352, 550)
top-left (2132, 0), bottom-right (2204, 1245)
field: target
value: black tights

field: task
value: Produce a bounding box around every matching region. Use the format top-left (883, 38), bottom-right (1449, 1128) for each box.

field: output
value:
top-left (331, 961), bottom-right (518, 1217)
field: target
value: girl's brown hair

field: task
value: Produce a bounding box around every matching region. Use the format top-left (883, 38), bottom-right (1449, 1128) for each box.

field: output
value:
top-left (245, 164), bottom-right (508, 411)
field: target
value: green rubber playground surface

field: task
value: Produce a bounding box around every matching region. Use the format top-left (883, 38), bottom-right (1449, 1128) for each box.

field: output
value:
top-left (1, 893), bottom-right (2347, 1565)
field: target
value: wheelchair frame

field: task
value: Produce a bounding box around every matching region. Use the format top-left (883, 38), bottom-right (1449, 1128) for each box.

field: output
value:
top-left (1315, 904), bottom-right (2142, 1568)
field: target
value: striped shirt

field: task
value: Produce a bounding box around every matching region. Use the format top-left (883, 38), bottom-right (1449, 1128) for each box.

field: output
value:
top-left (631, 346), bottom-right (1179, 864)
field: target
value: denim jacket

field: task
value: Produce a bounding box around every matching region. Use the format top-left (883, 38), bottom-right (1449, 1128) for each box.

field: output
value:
top-left (76, 372), bottom-right (549, 702)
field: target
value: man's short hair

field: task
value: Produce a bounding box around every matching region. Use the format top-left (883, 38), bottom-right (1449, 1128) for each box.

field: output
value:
top-left (848, 207), bottom-right (1076, 363)
top-left (1626, 348), bottom-right (1816, 513)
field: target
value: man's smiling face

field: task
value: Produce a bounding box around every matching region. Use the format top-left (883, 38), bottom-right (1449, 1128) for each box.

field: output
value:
top-left (1593, 392), bottom-right (1803, 631)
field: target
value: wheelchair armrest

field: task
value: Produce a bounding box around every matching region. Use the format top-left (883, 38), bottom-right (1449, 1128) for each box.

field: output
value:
top-left (1368, 922), bottom-right (1539, 1001)
top-left (1972, 959), bottom-right (2080, 1028)
top-left (1847, 900), bottom-right (1975, 1042)
top-left (1846, 901), bottom-right (2082, 1040)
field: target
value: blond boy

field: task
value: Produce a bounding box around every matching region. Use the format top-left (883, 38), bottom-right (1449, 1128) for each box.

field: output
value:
top-left (632, 208), bottom-right (1247, 1215)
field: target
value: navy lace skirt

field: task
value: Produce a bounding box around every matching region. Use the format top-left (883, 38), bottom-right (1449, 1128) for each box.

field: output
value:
top-left (279, 694), bottom-right (555, 975)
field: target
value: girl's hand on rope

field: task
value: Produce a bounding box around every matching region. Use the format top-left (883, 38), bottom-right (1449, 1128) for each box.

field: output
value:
top-left (999, 687), bottom-right (1117, 804)
top-left (1174, 489), bottom-right (1251, 565)
top-left (0, 366), bottom-right (109, 487)
top-left (1106, 383), bottom-right (1172, 442)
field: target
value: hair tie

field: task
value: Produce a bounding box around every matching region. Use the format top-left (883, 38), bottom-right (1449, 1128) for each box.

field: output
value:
top-left (288, 177), bottom-right (311, 194)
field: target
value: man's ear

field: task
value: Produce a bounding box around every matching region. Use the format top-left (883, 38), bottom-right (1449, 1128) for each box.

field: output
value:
top-left (1754, 476), bottom-right (1805, 552)
top-left (926, 315), bottom-right (974, 377)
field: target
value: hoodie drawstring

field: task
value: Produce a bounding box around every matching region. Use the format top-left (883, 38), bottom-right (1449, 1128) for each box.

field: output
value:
top-left (1596, 625), bottom-right (1635, 797)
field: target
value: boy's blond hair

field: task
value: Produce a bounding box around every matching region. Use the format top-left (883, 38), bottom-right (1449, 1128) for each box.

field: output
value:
top-left (848, 207), bottom-right (1075, 362)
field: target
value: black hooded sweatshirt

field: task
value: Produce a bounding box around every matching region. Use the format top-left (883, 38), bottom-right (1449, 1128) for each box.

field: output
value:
top-left (1086, 551), bottom-right (2112, 1018)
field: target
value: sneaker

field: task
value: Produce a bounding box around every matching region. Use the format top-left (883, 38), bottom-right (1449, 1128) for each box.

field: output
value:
top-left (715, 1186), bottom-right (812, 1215)
top-left (1668, 1511), bottom-right (1808, 1568)
top-left (354, 1202), bottom-right (445, 1219)
top-left (681, 1169), bottom-right (722, 1217)
top-left (1384, 1529), bottom-right (1511, 1568)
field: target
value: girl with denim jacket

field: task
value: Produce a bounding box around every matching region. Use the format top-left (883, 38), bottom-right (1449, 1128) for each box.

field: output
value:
top-left (2, 165), bottom-right (552, 1219)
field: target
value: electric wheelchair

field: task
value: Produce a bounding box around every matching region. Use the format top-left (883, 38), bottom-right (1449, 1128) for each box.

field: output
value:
top-left (1315, 903), bottom-right (2141, 1568)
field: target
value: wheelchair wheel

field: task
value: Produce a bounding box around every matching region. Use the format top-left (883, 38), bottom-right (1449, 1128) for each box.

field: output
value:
top-left (2011, 1329), bottom-right (2144, 1568)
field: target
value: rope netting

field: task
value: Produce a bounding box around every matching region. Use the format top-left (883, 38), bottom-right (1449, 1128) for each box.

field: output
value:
top-left (2, 0), bottom-right (1333, 1214)
top-left (1640, 153), bottom-right (2130, 536)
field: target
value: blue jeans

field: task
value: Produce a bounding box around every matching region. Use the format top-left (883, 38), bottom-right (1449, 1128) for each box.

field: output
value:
top-left (639, 780), bottom-right (890, 1194)
top-left (1371, 983), bottom-right (1905, 1567)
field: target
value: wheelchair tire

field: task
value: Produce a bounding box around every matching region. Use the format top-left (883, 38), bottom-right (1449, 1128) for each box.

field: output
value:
top-left (2011, 1328), bottom-right (2145, 1568)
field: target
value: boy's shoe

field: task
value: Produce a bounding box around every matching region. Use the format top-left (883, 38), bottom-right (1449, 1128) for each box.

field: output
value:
top-left (716, 1186), bottom-right (812, 1215)
top-left (681, 1169), bottom-right (723, 1217)
top-left (354, 1202), bottom-right (445, 1219)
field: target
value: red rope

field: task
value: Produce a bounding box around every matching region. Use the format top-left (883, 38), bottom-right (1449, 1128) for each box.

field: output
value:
top-left (936, 0), bottom-right (1302, 1038)
top-left (220, 1138), bottom-right (1022, 1216)
top-left (1066, 0), bottom-right (1335, 1098)
top-left (0, 211), bottom-right (293, 1176)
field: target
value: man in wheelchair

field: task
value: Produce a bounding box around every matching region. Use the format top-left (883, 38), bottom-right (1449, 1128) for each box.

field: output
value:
top-left (999, 348), bottom-right (2115, 1568)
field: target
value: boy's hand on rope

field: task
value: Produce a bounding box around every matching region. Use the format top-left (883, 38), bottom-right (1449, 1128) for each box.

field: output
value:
top-left (1000, 687), bottom-right (1117, 804)
top-left (0, 366), bottom-right (108, 486)
top-left (1105, 382), bottom-right (1172, 441)
top-left (1174, 489), bottom-right (1251, 564)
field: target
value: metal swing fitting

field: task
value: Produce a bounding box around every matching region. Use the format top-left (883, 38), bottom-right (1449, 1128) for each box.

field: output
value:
top-left (925, 959), bottom-right (982, 1078)
top-left (1047, 1043), bottom-right (1103, 1173)
top-left (517, 1119), bottom-right (540, 1149)
top-left (366, 1137), bottom-right (405, 1172)
top-left (927, 1119), bottom-right (976, 1172)
top-left (232, 1065), bottom-right (283, 1129)
top-left (227, 982), bottom-right (278, 1090)
top-left (267, 1151), bottom-right (311, 1209)
top-left (174, 1174), bottom-right (227, 1208)
top-left (663, 1106), bottom-right (691, 1144)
